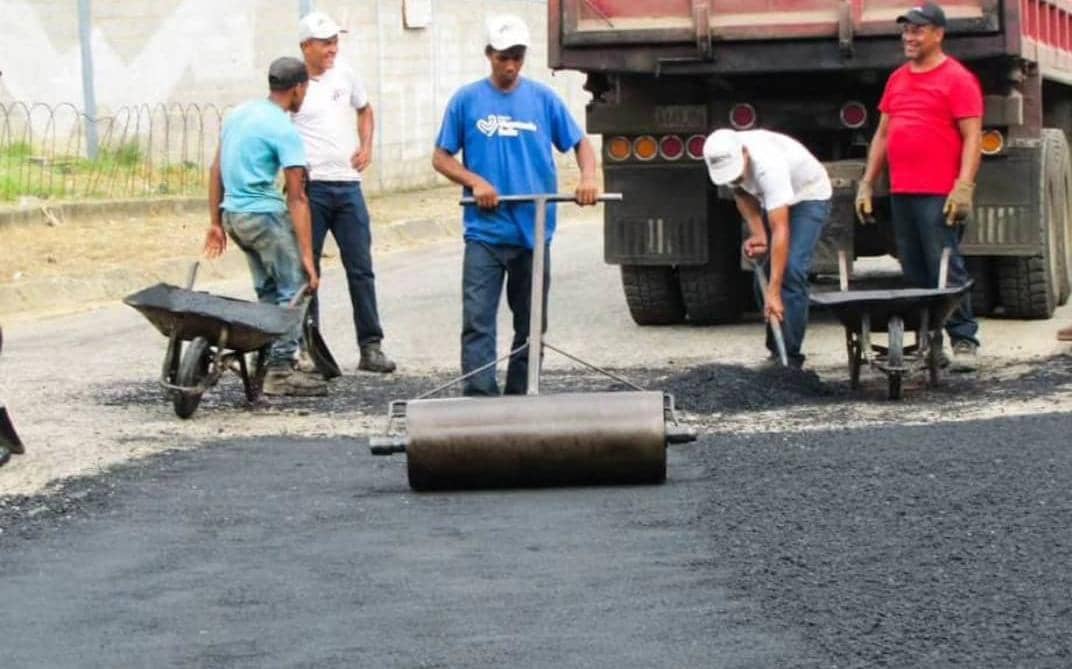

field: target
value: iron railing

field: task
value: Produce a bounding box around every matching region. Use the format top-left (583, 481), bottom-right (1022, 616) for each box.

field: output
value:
top-left (0, 102), bottom-right (226, 201)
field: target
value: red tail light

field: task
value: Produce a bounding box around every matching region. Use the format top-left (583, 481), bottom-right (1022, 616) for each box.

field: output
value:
top-left (840, 101), bottom-right (868, 129)
top-left (730, 103), bottom-right (757, 130)
top-left (659, 135), bottom-right (685, 160)
top-left (686, 134), bottom-right (706, 160)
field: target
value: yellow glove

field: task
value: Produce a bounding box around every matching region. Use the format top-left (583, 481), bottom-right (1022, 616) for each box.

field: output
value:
top-left (943, 180), bottom-right (975, 226)
top-left (854, 181), bottom-right (874, 224)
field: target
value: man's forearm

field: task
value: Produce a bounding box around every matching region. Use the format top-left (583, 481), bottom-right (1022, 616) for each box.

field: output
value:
top-left (288, 195), bottom-right (315, 268)
top-left (576, 138), bottom-right (597, 180)
top-left (767, 209), bottom-right (791, 292)
top-left (862, 134), bottom-right (887, 184)
top-left (957, 125), bottom-right (982, 183)
top-left (358, 106), bottom-right (374, 152)
top-left (432, 150), bottom-right (483, 190)
top-left (208, 156), bottom-right (223, 228)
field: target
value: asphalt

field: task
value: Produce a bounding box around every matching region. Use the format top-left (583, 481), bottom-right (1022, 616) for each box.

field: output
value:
top-left (3, 407), bottom-right (1072, 667)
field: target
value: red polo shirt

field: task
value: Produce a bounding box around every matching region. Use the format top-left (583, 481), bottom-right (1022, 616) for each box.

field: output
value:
top-left (878, 57), bottom-right (983, 195)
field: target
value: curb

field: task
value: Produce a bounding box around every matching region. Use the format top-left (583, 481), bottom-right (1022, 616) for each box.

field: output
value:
top-left (0, 197), bottom-right (204, 229)
top-left (0, 215), bottom-right (461, 319)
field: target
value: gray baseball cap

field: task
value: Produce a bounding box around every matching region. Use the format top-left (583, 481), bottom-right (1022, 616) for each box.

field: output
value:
top-left (268, 57), bottom-right (308, 92)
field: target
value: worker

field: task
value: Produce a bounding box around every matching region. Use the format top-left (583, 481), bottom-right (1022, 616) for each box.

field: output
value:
top-left (202, 57), bottom-right (326, 397)
top-left (432, 14), bottom-right (599, 396)
top-left (292, 11), bottom-right (396, 374)
top-left (702, 128), bottom-right (832, 368)
top-left (856, 1), bottom-right (982, 370)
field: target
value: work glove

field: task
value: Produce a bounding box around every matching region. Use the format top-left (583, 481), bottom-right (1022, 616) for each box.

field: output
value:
top-left (943, 180), bottom-right (974, 226)
top-left (854, 181), bottom-right (874, 224)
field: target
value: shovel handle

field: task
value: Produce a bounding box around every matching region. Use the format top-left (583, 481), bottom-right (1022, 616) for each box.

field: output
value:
top-left (752, 262), bottom-right (790, 368)
top-left (460, 193), bottom-right (623, 205)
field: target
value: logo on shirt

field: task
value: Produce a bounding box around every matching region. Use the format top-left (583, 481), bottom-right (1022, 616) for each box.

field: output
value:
top-left (476, 114), bottom-right (538, 138)
top-left (332, 88), bottom-right (345, 102)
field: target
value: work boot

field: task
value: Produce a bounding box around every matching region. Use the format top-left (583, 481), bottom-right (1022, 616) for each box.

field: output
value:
top-left (1059, 324), bottom-right (1072, 342)
top-left (358, 343), bottom-right (397, 373)
top-left (294, 348), bottom-right (318, 374)
top-left (950, 339), bottom-right (978, 373)
top-left (263, 365), bottom-right (328, 396)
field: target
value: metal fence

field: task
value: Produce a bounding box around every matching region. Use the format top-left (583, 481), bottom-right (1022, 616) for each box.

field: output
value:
top-left (0, 102), bottom-right (225, 202)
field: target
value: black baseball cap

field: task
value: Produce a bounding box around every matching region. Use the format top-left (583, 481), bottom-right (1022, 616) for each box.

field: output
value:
top-left (897, 2), bottom-right (947, 27)
top-left (268, 57), bottom-right (308, 91)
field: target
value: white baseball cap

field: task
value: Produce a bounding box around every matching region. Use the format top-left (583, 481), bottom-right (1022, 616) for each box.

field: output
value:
top-left (486, 14), bottom-right (530, 50)
top-left (298, 11), bottom-right (346, 42)
top-left (702, 129), bottom-right (745, 185)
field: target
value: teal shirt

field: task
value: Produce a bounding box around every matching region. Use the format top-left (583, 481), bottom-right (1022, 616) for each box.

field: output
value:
top-left (220, 99), bottom-right (307, 214)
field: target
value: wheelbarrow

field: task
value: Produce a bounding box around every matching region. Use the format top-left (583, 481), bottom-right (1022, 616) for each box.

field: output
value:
top-left (810, 249), bottom-right (973, 399)
top-left (0, 324), bottom-right (25, 467)
top-left (369, 193), bottom-right (696, 491)
top-left (124, 263), bottom-right (338, 418)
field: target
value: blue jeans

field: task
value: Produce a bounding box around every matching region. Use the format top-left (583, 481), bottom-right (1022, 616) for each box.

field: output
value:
top-left (461, 241), bottom-right (550, 396)
top-left (755, 199), bottom-right (830, 365)
top-left (222, 210), bottom-right (306, 367)
top-left (307, 181), bottom-right (385, 348)
top-left (890, 195), bottom-right (979, 346)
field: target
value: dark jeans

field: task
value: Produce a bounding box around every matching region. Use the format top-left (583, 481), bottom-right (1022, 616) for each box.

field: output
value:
top-left (307, 181), bottom-right (384, 348)
top-left (221, 210), bottom-right (305, 367)
top-left (890, 194), bottom-right (979, 346)
top-left (461, 241), bottom-right (550, 397)
top-left (755, 199), bottom-right (830, 365)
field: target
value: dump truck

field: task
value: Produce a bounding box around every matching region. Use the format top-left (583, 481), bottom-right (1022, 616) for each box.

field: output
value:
top-left (549, 0), bottom-right (1072, 324)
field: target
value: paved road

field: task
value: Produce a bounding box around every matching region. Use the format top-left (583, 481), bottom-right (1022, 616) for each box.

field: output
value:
top-left (4, 412), bottom-right (1072, 667)
top-left (2, 209), bottom-right (1072, 666)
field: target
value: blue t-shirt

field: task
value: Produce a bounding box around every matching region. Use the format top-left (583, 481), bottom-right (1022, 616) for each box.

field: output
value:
top-left (435, 78), bottom-right (585, 249)
top-left (220, 99), bottom-right (307, 214)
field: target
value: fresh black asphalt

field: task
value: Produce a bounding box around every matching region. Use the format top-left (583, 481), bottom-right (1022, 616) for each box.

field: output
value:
top-left (3, 380), bottom-right (1071, 667)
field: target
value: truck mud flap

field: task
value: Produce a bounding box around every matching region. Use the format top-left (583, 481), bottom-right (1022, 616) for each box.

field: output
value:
top-left (0, 402), bottom-right (23, 456)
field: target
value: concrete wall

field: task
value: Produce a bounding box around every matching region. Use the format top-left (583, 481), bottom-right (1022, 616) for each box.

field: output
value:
top-left (0, 0), bottom-right (591, 194)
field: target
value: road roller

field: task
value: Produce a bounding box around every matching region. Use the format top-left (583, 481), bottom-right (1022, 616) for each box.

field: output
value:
top-left (369, 194), bottom-right (696, 491)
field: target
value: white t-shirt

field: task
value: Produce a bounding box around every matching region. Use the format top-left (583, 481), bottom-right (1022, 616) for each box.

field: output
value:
top-left (291, 62), bottom-right (370, 182)
top-left (734, 130), bottom-right (831, 211)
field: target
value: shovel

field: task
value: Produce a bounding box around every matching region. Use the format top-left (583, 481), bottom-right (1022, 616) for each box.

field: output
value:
top-left (752, 261), bottom-right (790, 368)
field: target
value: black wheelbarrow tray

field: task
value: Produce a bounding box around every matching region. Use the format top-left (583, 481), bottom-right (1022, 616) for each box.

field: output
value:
top-left (810, 283), bottom-right (972, 399)
top-left (124, 282), bottom-right (306, 418)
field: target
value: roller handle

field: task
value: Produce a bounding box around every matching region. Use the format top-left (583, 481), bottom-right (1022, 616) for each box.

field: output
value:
top-left (460, 193), bottom-right (623, 205)
top-left (369, 435), bottom-right (408, 455)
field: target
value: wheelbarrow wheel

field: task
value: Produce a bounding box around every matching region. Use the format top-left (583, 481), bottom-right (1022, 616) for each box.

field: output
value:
top-left (887, 316), bottom-right (904, 400)
top-left (847, 329), bottom-right (862, 390)
top-left (173, 337), bottom-right (211, 419)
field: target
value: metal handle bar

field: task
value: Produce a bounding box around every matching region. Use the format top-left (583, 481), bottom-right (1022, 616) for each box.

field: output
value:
top-left (460, 193), bottom-right (623, 205)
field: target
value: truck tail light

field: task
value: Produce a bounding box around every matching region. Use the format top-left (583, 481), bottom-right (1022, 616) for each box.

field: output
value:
top-left (659, 135), bottom-right (685, 160)
top-left (686, 134), bottom-right (706, 160)
top-left (730, 103), bottom-right (757, 130)
top-left (840, 101), bottom-right (868, 129)
top-left (607, 136), bottom-right (632, 161)
top-left (633, 135), bottom-right (658, 161)
top-left (981, 129), bottom-right (1004, 155)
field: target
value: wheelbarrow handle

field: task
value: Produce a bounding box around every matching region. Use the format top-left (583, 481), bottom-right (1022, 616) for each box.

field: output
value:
top-left (460, 193), bottom-right (623, 205)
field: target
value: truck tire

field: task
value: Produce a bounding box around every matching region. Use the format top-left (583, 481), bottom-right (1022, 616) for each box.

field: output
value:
top-left (1056, 128), bottom-right (1072, 305)
top-left (997, 129), bottom-right (1066, 318)
top-left (620, 265), bottom-right (686, 325)
top-left (677, 209), bottom-right (743, 324)
top-left (678, 263), bottom-right (742, 324)
top-left (966, 256), bottom-right (997, 316)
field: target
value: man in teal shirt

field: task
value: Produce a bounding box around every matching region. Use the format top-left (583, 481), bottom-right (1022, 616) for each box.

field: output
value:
top-left (203, 57), bottom-right (325, 396)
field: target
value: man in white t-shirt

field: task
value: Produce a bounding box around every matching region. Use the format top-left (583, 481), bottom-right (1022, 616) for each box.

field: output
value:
top-left (703, 128), bottom-right (832, 367)
top-left (292, 11), bottom-right (395, 374)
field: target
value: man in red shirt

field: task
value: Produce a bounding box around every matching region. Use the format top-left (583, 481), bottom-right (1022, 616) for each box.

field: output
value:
top-left (856, 1), bottom-right (982, 368)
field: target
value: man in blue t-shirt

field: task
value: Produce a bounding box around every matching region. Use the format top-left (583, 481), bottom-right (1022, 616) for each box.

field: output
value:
top-left (202, 56), bottom-right (326, 397)
top-left (432, 14), bottom-right (599, 396)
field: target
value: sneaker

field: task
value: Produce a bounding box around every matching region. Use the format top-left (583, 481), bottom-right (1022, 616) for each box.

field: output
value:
top-left (358, 343), bottom-right (397, 373)
top-left (263, 366), bottom-right (328, 396)
top-left (1059, 325), bottom-right (1072, 342)
top-left (950, 339), bottom-right (978, 373)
